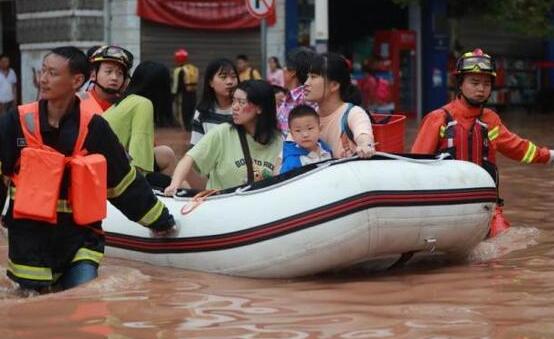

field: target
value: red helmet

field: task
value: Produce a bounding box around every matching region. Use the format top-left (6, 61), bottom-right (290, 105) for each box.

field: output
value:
top-left (454, 48), bottom-right (496, 78)
top-left (174, 49), bottom-right (188, 64)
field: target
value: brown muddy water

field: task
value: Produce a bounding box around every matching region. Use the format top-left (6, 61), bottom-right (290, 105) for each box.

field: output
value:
top-left (0, 110), bottom-right (553, 338)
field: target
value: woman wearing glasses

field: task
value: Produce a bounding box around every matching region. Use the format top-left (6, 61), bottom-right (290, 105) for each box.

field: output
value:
top-left (164, 80), bottom-right (282, 194)
top-left (411, 48), bottom-right (554, 237)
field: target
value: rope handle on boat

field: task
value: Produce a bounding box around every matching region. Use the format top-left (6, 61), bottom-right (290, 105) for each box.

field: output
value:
top-left (180, 189), bottom-right (219, 215)
top-left (321, 152), bottom-right (451, 168)
top-left (373, 152), bottom-right (452, 163)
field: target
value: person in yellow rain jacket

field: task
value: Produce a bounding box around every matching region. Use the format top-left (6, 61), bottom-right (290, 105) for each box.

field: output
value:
top-left (172, 48), bottom-right (199, 131)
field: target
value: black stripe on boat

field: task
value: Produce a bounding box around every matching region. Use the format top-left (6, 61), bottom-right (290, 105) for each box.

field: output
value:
top-left (105, 187), bottom-right (497, 253)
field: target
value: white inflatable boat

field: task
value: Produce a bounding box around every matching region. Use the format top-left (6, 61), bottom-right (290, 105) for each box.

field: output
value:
top-left (103, 154), bottom-right (497, 278)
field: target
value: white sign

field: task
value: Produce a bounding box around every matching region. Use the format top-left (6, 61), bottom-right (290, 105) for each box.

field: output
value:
top-left (245, 0), bottom-right (274, 19)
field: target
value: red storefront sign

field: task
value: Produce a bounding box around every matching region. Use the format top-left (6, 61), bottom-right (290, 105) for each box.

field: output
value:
top-left (137, 0), bottom-right (276, 30)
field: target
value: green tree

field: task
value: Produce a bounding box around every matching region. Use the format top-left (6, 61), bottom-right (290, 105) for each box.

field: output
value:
top-left (393, 0), bottom-right (554, 37)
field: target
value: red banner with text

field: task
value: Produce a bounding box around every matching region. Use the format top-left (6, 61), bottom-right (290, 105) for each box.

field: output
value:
top-left (137, 0), bottom-right (276, 30)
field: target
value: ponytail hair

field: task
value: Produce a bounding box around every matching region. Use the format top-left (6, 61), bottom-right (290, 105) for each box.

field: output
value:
top-left (309, 52), bottom-right (361, 105)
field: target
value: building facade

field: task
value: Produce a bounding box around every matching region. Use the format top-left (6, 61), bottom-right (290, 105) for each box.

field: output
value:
top-left (9, 0), bottom-right (553, 116)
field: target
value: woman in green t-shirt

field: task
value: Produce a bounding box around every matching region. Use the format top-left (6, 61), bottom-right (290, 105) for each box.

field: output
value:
top-left (164, 80), bottom-right (282, 193)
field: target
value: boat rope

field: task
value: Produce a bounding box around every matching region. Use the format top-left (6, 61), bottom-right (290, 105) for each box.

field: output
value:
top-left (373, 152), bottom-right (452, 163)
top-left (234, 153), bottom-right (453, 195)
top-left (180, 189), bottom-right (219, 215)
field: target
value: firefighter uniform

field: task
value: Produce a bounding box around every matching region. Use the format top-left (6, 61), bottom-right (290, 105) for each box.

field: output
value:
top-left (411, 97), bottom-right (552, 165)
top-left (0, 98), bottom-right (174, 289)
top-left (412, 48), bottom-right (553, 237)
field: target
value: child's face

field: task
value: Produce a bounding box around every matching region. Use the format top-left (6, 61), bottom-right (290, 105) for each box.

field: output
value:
top-left (289, 115), bottom-right (320, 152)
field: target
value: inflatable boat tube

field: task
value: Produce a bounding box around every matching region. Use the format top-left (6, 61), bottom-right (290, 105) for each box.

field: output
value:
top-left (103, 154), bottom-right (497, 278)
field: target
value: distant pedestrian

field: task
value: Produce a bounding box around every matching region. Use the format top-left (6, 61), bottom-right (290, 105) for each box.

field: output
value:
top-left (0, 54), bottom-right (17, 114)
top-left (171, 48), bottom-right (199, 131)
top-left (267, 56), bottom-right (284, 87)
top-left (236, 54), bottom-right (261, 81)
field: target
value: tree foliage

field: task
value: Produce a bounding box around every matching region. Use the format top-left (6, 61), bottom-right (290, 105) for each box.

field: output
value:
top-left (393, 0), bottom-right (554, 37)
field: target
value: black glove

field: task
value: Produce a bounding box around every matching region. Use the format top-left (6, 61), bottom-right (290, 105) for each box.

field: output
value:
top-left (149, 208), bottom-right (176, 235)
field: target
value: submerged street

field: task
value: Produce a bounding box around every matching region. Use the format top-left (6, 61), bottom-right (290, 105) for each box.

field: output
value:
top-left (0, 109), bottom-right (552, 337)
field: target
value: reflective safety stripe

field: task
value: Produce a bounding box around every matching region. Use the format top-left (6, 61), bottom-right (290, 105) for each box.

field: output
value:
top-left (9, 186), bottom-right (72, 213)
top-left (7, 259), bottom-right (53, 281)
top-left (139, 199), bottom-right (164, 226)
top-left (488, 126), bottom-right (500, 141)
top-left (107, 167), bottom-right (136, 198)
top-left (521, 142), bottom-right (537, 163)
top-left (72, 247), bottom-right (104, 264)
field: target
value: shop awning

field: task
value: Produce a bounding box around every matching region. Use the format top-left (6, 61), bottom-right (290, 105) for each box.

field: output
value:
top-left (137, 0), bottom-right (275, 30)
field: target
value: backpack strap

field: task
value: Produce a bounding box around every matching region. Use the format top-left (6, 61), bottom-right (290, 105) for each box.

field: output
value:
top-left (340, 103), bottom-right (355, 142)
top-left (237, 126), bottom-right (254, 185)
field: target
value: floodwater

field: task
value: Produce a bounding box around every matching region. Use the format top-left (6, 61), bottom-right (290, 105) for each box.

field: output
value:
top-left (0, 109), bottom-right (553, 338)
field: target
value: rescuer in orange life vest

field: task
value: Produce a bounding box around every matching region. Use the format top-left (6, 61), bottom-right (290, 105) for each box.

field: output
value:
top-left (0, 46), bottom-right (175, 292)
top-left (411, 49), bottom-right (554, 237)
top-left (80, 45), bottom-right (134, 112)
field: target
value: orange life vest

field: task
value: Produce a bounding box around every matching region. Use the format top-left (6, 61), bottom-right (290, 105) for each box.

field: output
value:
top-left (77, 91), bottom-right (104, 114)
top-left (437, 108), bottom-right (496, 166)
top-left (11, 98), bottom-right (107, 225)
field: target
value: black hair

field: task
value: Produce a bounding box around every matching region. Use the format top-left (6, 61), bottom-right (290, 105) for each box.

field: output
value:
top-left (234, 80), bottom-right (279, 145)
top-left (48, 46), bottom-right (90, 87)
top-left (268, 56), bottom-right (282, 69)
top-left (309, 52), bottom-right (361, 105)
top-left (272, 85), bottom-right (287, 95)
top-left (285, 47), bottom-right (316, 85)
top-left (288, 104), bottom-right (319, 128)
top-left (197, 58), bottom-right (239, 118)
top-left (236, 54), bottom-right (249, 62)
top-left (120, 61), bottom-right (173, 126)
top-left (0, 54), bottom-right (9, 60)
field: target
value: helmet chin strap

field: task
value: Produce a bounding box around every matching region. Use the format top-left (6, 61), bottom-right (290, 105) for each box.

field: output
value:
top-left (460, 92), bottom-right (490, 108)
top-left (91, 80), bottom-right (123, 95)
top-left (91, 67), bottom-right (127, 95)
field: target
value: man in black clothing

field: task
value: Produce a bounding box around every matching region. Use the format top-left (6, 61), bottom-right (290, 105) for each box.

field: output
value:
top-left (0, 46), bottom-right (175, 292)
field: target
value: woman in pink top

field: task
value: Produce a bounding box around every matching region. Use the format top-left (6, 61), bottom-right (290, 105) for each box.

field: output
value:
top-left (304, 53), bottom-right (376, 158)
top-left (267, 56), bottom-right (284, 87)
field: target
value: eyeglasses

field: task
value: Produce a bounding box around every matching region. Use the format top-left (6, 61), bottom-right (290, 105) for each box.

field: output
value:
top-left (459, 56), bottom-right (494, 72)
